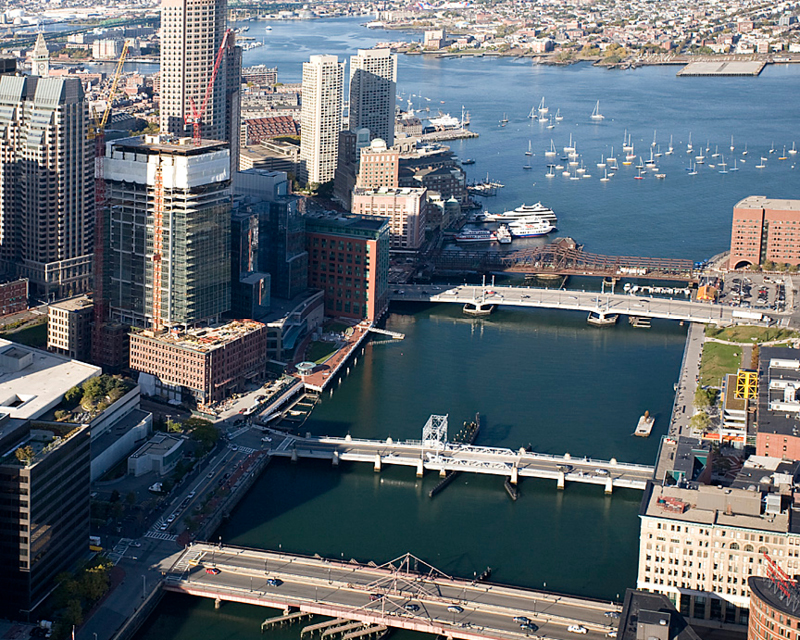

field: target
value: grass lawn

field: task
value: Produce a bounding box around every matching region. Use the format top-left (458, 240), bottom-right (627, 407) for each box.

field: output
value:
top-left (307, 340), bottom-right (338, 364)
top-left (699, 342), bottom-right (742, 387)
top-left (705, 325), bottom-right (800, 343)
top-left (0, 320), bottom-right (47, 348)
top-left (324, 321), bottom-right (351, 334)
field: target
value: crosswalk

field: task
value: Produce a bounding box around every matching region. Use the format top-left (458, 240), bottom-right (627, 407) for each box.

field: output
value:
top-left (172, 547), bottom-right (206, 574)
top-left (106, 537), bottom-right (135, 565)
top-left (229, 425), bottom-right (251, 439)
top-left (236, 445), bottom-right (256, 455)
top-left (145, 530), bottom-right (178, 542)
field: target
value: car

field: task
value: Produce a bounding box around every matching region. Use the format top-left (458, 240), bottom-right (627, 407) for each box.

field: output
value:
top-left (664, 437), bottom-right (677, 445)
top-left (131, 542), bottom-right (142, 548)
top-left (447, 605), bottom-right (464, 613)
top-left (521, 623), bottom-right (538, 632)
top-left (230, 445), bottom-right (239, 451)
top-left (594, 469), bottom-right (610, 476)
top-left (513, 617), bottom-right (531, 624)
top-left (205, 567), bottom-right (221, 575)
top-left (188, 491), bottom-right (196, 498)
top-left (167, 514), bottom-right (176, 523)
top-left (607, 632), bottom-right (617, 638)
top-left (604, 611), bottom-right (620, 619)
top-left (266, 578), bottom-right (283, 586)
top-left (369, 593), bottom-right (384, 601)
top-left (238, 408), bottom-right (246, 414)
top-left (404, 603), bottom-right (420, 612)
top-left (567, 626), bottom-right (588, 634)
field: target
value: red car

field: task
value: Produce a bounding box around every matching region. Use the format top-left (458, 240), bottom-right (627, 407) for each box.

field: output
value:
top-left (205, 567), bottom-right (221, 575)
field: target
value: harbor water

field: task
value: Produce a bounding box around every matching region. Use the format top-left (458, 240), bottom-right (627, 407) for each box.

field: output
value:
top-left (134, 15), bottom-right (800, 639)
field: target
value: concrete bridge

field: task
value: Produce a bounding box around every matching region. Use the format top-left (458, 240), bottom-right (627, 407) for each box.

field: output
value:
top-left (164, 546), bottom-right (621, 640)
top-left (265, 416), bottom-right (654, 493)
top-left (389, 284), bottom-right (771, 326)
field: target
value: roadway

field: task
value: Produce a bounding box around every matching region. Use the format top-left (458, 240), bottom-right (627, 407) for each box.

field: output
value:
top-left (262, 431), bottom-right (654, 491)
top-left (165, 545), bottom-right (620, 640)
top-left (390, 284), bottom-right (772, 325)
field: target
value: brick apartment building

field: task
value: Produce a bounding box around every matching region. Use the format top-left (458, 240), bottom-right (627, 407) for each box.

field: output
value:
top-left (729, 196), bottom-right (800, 269)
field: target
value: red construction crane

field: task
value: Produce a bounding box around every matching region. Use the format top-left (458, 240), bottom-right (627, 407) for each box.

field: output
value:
top-left (184, 29), bottom-right (232, 145)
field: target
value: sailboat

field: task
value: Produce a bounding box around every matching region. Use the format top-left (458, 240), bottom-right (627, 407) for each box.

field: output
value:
top-left (718, 155), bottom-right (728, 174)
top-left (596, 154), bottom-right (606, 169)
top-left (790, 142), bottom-right (798, 156)
top-left (730, 136), bottom-right (735, 152)
top-left (730, 158), bottom-right (740, 172)
top-left (555, 109), bottom-right (563, 121)
top-left (600, 169), bottom-right (610, 182)
top-left (695, 149), bottom-right (705, 164)
top-left (712, 145), bottom-right (720, 158)
top-left (622, 130), bottom-right (633, 152)
top-left (500, 113), bottom-right (509, 125)
top-left (547, 116), bottom-right (555, 130)
top-left (742, 143), bottom-right (748, 156)
top-left (525, 141), bottom-right (532, 156)
top-left (546, 166), bottom-right (555, 178)
top-left (646, 149), bottom-right (656, 168)
top-left (564, 134), bottom-right (575, 154)
top-left (590, 100), bottom-right (604, 120)
top-left (780, 146), bottom-right (788, 160)
top-left (654, 145), bottom-right (662, 158)
top-left (523, 159), bottom-right (532, 170)
top-left (545, 140), bottom-right (557, 157)
top-left (527, 105), bottom-right (537, 119)
top-left (651, 130), bottom-right (657, 147)
top-left (538, 97), bottom-right (548, 114)
top-left (666, 135), bottom-right (674, 155)
top-left (756, 158), bottom-right (766, 168)
top-left (688, 162), bottom-right (698, 176)
top-left (769, 142), bottom-right (776, 154)
top-left (634, 167), bottom-right (645, 180)
top-left (607, 148), bottom-right (619, 169)
top-left (687, 132), bottom-right (693, 152)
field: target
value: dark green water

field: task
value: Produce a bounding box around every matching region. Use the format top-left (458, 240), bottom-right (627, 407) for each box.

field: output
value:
top-left (136, 304), bottom-right (687, 639)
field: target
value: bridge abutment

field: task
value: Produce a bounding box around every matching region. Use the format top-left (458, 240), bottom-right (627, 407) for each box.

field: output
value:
top-left (374, 454), bottom-right (381, 472)
top-left (605, 477), bottom-right (613, 494)
top-left (557, 471), bottom-right (565, 490)
top-left (416, 459), bottom-right (424, 477)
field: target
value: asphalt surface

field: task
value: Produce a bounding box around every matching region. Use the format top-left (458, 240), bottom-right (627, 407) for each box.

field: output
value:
top-left (167, 545), bottom-right (621, 640)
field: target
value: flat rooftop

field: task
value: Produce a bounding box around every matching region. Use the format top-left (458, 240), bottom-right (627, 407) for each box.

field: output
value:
top-left (130, 433), bottom-right (182, 459)
top-left (736, 195), bottom-right (800, 212)
top-left (111, 135), bottom-right (228, 156)
top-left (757, 347), bottom-right (800, 437)
top-left (677, 61), bottom-right (765, 76)
top-left (131, 319), bottom-right (265, 353)
top-left (0, 339), bottom-right (100, 423)
top-left (91, 408), bottom-right (151, 460)
top-left (50, 294), bottom-right (93, 312)
top-left (306, 212), bottom-right (389, 234)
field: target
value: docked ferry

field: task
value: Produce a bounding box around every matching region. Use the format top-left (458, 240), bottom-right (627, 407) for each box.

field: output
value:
top-left (508, 220), bottom-right (555, 238)
top-left (478, 203), bottom-right (557, 226)
top-left (454, 229), bottom-right (497, 243)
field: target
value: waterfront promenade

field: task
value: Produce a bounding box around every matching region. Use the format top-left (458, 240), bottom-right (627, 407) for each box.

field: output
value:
top-left (390, 285), bottom-right (775, 326)
top-left (164, 545), bottom-right (621, 640)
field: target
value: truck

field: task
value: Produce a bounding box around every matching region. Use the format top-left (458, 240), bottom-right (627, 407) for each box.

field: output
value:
top-left (732, 309), bottom-right (764, 322)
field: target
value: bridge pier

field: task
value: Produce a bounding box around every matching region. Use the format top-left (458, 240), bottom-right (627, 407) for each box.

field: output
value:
top-left (333, 450), bottom-right (339, 467)
top-left (510, 465), bottom-right (518, 485)
top-left (605, 477), bottom-right (613, 495)
top-left (557, 471), bottom-right (565, 490)
top-left (374, 454), bottom-right (381, 472)
top-left (439, 467), bottom-right (447, 478)
top-left (291, 448), bottom-right (298, 463)
top-left (416, 458), bottom-right (424, 477)
top-left (215, 597), bottom-right (221, 610)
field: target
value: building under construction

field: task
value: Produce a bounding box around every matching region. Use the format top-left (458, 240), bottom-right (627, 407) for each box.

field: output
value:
top-left (102, 134), bottom-right (232, 330)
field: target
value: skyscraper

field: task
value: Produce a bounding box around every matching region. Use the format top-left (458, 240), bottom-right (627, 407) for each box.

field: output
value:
top-left (0, 76), bottom-right (94, 299)
top-left (348, 49), bottom-right (397, 147)
top-left (103, 135), bottom-right (232, 329)
top-left (299, 55), bottom-right (344, 185)
top-left (32, 32), bottom-right (49, 78)
top-left (159, 0), bottom-right (240, 171)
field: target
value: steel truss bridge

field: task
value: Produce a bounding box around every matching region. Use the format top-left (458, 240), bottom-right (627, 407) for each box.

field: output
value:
top-left (434, 239), bottom-right (696, 281)
top-left (164, 547), bottom-right (621, 640)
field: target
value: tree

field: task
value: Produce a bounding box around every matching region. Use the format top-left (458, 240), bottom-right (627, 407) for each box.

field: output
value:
top-left (689, 411), bottom-right (711, 432)
top-left (63, 385), bottom-right (84, 407)
top-left (80, 564), bottom-right (110, 602)
top-left (15, 445), bottom-right (34, 465)
top-left (166, 419), bottom-right (182, 433)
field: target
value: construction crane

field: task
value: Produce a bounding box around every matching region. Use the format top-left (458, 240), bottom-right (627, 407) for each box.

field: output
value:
top-left (90, 40), bottom-right (130, 365)
top-left (184, 29), bottom-right (232, 145)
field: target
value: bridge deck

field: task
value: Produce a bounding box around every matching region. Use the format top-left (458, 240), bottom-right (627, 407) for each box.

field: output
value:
top-left (165, 546), bottom-right (621, 640)
top-left (264, 433), bottom-right (654, 492)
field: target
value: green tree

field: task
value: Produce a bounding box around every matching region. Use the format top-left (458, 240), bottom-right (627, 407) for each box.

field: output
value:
top-left (689, 411), bottom-right (711, 432)
top-left (166, 419), bottom-right (182, 433)
top-left (694, 387), bottom-right (711, 409)
top-left (15, 445), bottom-right (34, 465)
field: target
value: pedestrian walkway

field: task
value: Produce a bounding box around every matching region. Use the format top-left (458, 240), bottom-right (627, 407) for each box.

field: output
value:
top-left (669, 322), bottom-right (705, 438)
top-left (144, 531), bottom-right (178, 542)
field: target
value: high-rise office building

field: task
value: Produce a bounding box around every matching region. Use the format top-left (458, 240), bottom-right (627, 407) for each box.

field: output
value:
top-left (299, 55), bottom-right (344, 185)
top-left (0, 75), bottom-right (94, 299)
top-left (103, 135), bottom-right (232, 329)
top-left (159, 0), bottom-right (240, 171)
top-left (349, 49), bottom-right (397, 147)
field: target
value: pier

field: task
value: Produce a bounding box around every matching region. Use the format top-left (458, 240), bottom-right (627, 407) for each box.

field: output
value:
top-left (164, 547), bottom-right (621, 640)
top-left (266, 415), bottom-right (653, 493)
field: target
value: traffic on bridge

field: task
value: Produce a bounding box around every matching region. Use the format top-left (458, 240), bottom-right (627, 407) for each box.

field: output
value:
top-left (164, 546), bottom-right (621, 640)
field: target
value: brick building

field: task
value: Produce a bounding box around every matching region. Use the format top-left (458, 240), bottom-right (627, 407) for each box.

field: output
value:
top-left (129, 320), bottom-right (267, 404)
top-left (47, 294), bottom-right (93, 362)
top-left (306, 214), bottom-right (389, 322)
top-left (755, 347), bottom-right (800, 461)
top-left (351, 187), bottom-right (427, 250)
top-left (729, 197), bottom-right (800, 270)
top-left (0, 279), bottom-right (27, 316)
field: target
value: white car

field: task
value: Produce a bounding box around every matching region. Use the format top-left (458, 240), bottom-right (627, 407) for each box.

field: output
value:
top-left (447, 605), bottom-right (464, 613)
top-left (568, 626), bottom-right (588, 634)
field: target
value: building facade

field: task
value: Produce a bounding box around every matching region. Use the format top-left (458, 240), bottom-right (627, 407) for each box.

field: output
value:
top-left (351, 187), bottom-right (427, 251)
top-left (47, 295), bottom-right (93, 361)
top-left (159, 0), bottom-right (240, 172)
top-left (306, 214), bottom-right (389, 322)
top-left (0, 422), bottom-right (91, 618)
top-left (0, 76), bottom-right (94, 298)
top-left (748, 576), bottom-right (800, 640)
top-left (0, 279), bottom-right (28, 317)
top-left (129, 320), bottom-right (267, 404)
top-left (299, 55), bottom-right (344, 185)
top-left (356, 138), bottom-right (399, 190)
top-left (348, 49), bottom-right (397, 147)
top-left (103, 135), bottom-right (231, 329)
top-left (729, 197), bottom-right (800, 270)
top-left (755, 348), bottom-right (800, 460)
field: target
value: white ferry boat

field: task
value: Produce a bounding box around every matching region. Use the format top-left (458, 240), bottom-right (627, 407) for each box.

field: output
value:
top-left (480, 203), bottom-right (557, 225)
top-left (454, 229), bottom-right (497, 243)
top-left (495, 225), bottom-right (512, 244)
top-left (508, 220), bottom-right (555, 238)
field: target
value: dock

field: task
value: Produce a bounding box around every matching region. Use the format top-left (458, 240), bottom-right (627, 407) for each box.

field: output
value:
top-left (262, 611), bottom-right (314, 629)
top-left (677, 61), bottom-right (766, 76)
top-left (634, 413), bottom-right (655, 438)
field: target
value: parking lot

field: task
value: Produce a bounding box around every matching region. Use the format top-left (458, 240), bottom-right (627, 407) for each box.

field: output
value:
top-left (716, 273), bottom-right (790, 312)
